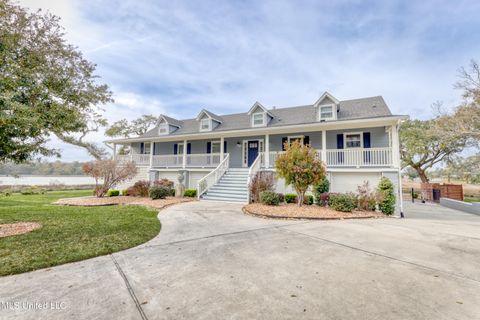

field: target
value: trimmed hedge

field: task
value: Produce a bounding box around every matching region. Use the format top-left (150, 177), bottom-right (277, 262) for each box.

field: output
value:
top-left (260, 191), bottom-right (280, 205)
top-left (377, 177), bottom-right (396, 215)
top-left (149, 186), bottom-right (170, 200)
top-left (184, 189), bottom-right (197, 197)
top-left (106, 190), bottom-right (120, 197)
top-left (329, 193), bottom-right (357, 212)
top-left (313, 176), bottom-right (330, 203)
top-left (304, 194), bottom-right (314, 205)
top-left (285, 193), bottom-right (297, 204)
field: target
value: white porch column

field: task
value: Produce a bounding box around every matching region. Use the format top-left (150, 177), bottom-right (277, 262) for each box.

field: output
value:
top-left (321, 130), bottom-right (327, 164)
top-left (130, 143), bottom-right (133, 161)
top-left (149, 142), bottom-right (154, 167)
top-left (391, 122), bottom-right (400, 168)
top-left (265, 134), bottom-right (270, 168)
top-left (182, 139), bottom-right (187, 169)
top-left (113, 143), bottom-right (117, 161)
top-left (220, 136), bottom-right (225, 160)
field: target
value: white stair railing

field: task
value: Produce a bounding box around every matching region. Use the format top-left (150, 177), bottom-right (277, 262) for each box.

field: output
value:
top-left (246, 154), bottom-right (262, 203)
top-left (197, 154), bottom-right (230, 199)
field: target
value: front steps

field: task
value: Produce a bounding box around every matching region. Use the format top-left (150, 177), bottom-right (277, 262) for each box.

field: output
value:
top-left (201, 168), bottom-right (249, 203)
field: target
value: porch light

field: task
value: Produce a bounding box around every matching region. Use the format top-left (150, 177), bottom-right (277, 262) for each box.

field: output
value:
top-left (236, 141), bottom-right (241, 148)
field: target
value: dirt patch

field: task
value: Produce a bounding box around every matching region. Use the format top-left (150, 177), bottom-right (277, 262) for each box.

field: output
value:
top-left (243, 203), bottom-right (385, 220)
top-left (0, 222), bottom-right (42, 238)
top-left (53, 196), bottom-right (194, 209)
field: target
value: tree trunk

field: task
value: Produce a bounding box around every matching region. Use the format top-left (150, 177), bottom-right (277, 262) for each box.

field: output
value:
top-left (417, 168), bottom-right (429, 183)
top-left (297, 191), bottom-right (305, 207)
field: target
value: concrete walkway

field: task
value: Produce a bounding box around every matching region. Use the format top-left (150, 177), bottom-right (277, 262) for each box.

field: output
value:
top-left (1, 201), bottom-right (479, 319)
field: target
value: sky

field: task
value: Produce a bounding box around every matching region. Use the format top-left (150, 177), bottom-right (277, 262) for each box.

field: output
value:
top-left (17, 0), bottom-right (480, 162)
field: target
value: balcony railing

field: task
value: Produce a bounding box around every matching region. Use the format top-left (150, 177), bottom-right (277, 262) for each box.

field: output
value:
top-left (261, 147), bottom-right (392, 168)
top-left (116, 154), bottom-right (150, 165)
top-left (117, 153), bottom-right (226, 168)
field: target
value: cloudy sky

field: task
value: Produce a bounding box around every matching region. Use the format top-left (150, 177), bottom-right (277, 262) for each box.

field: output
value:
top-left (18, 0), bottom-right (480, 161)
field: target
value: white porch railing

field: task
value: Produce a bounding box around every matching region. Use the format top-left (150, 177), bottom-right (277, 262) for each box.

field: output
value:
top-left (326, 147), bottom-right (392, 167)
top-left (247, 154), bottom-right (262, 203)
top-left (152, 154), bottom-right (183, 167)
top-left (116, 154), bottom-right (150, 165)
top-left (261, 150), bottom-right (322, 168)
top-left (197, 154), bottom-right (230, 199)
top-left (186, 153), bottom-right (223, 167)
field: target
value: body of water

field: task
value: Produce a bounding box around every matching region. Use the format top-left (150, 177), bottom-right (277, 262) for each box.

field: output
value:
top-left (0, 175), bottom-right (97, 186)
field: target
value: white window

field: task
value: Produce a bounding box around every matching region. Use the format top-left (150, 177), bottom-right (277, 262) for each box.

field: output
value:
top-left (287, 135), bottom-right (304, 145)
top-left (319, 104), bottom-right (335, 120)
top-left (252, 112), bottom-right (265, 126)
top-left (344, 133), bottom-right (362, 148)
top-left (200, 118), bottom-right (211, 131)
top-left (210, 141), bottom-right (221, 153)
top-left (143, 143), bottom-right (151, 155)
top-left (158, 123), bottom-right (168, 135)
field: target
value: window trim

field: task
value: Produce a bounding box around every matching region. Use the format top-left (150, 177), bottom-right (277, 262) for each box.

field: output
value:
top-left (251, 112), bottom-right (266, 127)
top-left (343, 132), bottom-right (363, 149)
top-left (209, 140), bottom-right (221, 153)
top-left (319, 104), bottom-right (336, 121)
top-left (200, 118), bottom-right (212, 131)
top-left (242, 139), bottom-right (264, 167)
top-left (158, 123), bottom-right (169, 135)
top-left (287, 135), bottom-right (305, 145)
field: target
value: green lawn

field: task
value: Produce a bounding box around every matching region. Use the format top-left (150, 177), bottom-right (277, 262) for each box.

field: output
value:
top-left (464, 197), bottom-right (480, 203)
top-left (0, 190), bottom-right (160, 276)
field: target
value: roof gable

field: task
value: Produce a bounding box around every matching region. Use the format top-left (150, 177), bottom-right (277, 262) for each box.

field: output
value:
top-left (247, 101), bottom-right (274, 117)
top-left (196, 109), bottom-right (222, 123)
top-left (158, 114), bottom-right (182, 128)
top-left (314, 91), bottom-right (339, 106)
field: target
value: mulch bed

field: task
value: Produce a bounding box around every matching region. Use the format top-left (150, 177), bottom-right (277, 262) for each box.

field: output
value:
top-left (53, 196), bottom-right (194, 209)
top-left (243, 203), bottom-right (385, 220)
top-left (0, 222), bottom-right (42, 238)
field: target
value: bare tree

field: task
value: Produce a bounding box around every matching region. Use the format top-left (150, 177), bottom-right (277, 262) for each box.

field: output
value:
top-left (82, 160), bottom-right (137, 197)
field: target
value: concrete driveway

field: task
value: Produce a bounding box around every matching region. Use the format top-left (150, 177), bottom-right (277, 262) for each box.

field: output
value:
top-left (1, 201), bottom-right (479, 319)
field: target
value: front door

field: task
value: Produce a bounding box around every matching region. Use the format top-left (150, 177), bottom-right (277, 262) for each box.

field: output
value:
top-left (247, 141), bottom-right (259, 166)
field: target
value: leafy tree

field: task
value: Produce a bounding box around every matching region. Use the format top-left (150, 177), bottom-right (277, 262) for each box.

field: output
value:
top-left (399, 119), bottom-right (468, 183)
top-left (82, 160), bottom-right (137, 197)
top-left (105, 115), bottom-right (158, 138)
top-left (275, 140), bottom-right (326, 206)
top-left (0, 0), bottom-right (112, 163)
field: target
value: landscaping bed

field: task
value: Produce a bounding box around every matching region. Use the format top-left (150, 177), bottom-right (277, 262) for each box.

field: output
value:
top-left (0, 222), bottom-right (42, 238)
top-left (54, 195), bottom-right (193, 209)
top-left (244, 203), bottom-right (385, 220)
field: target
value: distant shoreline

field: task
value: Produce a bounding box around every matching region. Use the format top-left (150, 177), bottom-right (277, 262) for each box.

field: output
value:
top-left (0, 175), bottom-right (87, 177)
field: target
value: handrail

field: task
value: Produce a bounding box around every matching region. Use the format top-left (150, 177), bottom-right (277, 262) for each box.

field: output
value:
top-left (246, 153), bottom-right (262, 203)
top-left (197, 153), bottom-right (230, 199)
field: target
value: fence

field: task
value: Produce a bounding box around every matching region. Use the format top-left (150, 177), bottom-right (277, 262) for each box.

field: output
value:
top-left (420, 183), bottom-right (464, 202)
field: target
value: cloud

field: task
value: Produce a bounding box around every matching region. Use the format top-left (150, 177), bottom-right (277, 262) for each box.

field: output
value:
top-left (17, 0), bottom-right (480, 161)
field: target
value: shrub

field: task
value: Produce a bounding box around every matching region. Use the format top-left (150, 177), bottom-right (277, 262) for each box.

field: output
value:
top-left (20, 186), bottom-right (45, 195)
top-left (356, 181), bottom-right (377, 211)
top-left (106, 190), bottom-right (120, 197)
top-left (277, 193), bottom-right (285, 203)
top-left (121, 189), bottom-right (128, 196)
top-left (82, 160), bottom-right (137, 197)
top-left (318, 192), bottom-right (330, 207)
top-left (304, 194), bottom-right (314, 205)
top-left (184, 189), bottom-right (197, 197)
top-left (149, 186), bottom-right (169, 200)
top-left (329, 193), bottom-right (357, 212)
top-left (1, 188), bottom-right (13, 196)
top-left (153, 179), bottom-right (175, 196)
top-left (377, 177), bottom-right (396, 215)
top-left (131, 180), bottom-right (150, 197)
top-left (285, 193), bottom-right (297, 204)
top-left (412, 192), bottom-right (419, 199)
top-left (313, 176), bottom-right (330, 203)
top-left (249, 171), bottom-right (276, 203)
top-left (260, 191), bottom-right (280, 205)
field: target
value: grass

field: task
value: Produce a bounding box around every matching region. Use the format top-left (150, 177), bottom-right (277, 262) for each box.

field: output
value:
top-left (0, 190), bottom-right (161, 276)
top-left (464, 196), bottom-right (480, 203)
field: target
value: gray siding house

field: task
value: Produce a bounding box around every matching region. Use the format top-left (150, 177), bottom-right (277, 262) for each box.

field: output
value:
top-left (107, 92), bottom-right (407, 212)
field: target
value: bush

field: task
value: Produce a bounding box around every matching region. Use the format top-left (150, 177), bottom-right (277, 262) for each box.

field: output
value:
top-left (356, 181), bottom-right (377, 211)
top-left (285, 193), bottom-right (297, 204)
top-left (313, 176), bottom-right (330, 203)
top-left (377, 177), bottom-right (396, 215)
top-left (121, 189), bottom-right (128, 196)
top-left (249, 171), bottom-right (276, 203)
top-left (1, 188), bottom-right (13, 196)
top-left (304, 194), bottom-right (314, 205)
top-left (106, 190), bottom-right (120, 197)
top-left (277, 193), bottom-right (285, 203)
top-left (149, 186), bottom-right (169, 200)
top-left (131, 180), bottom-right (150, 197)
top-left (20, 186), bottom-right (45, 195)
top-left (125, 186), bottom-right (137, 197)
top-left (318, 192), bottom-right (330, 207)
top-left (412, 192), bottom-right (419, 199)
top-left (260, 191), bottom-right (280, 205)
top-left (329, 193), bottom-right (357, 212)
top-left (184, 189), bottom-right (197, 197)
top-left (153, 179), bottom-right (174, 189)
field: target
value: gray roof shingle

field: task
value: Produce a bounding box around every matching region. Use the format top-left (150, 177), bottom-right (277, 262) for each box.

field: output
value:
top-left (141, 96), bottom-right (394, 138)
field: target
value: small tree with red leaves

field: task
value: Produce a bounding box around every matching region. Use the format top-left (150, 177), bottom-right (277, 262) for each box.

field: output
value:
top-left (275, 140), bottom-right (326, 206)
top-left (82, 160), bottom-right (137, 197)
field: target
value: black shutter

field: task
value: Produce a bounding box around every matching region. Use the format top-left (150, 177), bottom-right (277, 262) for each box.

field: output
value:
top-left (187, 143), bottom-right (191, 154)
top-left (140, 142), bottom-right (144, 154)
top-left (224, 141), bottom-right (227, 153)
top-left (153, 143), bottom-right (156, 155)
top-left (336, 134), bottom-right (344, 149)
top-left (206, 142), bottom-right (211, 154)
top-left (304, 136), bottom-right (310, 146)
top-left (173, 143), bottom-right (178, 155)
top-left (281, 137), bottom-right (288, 151)
top-left (363, 132), bottom-right (371, 163)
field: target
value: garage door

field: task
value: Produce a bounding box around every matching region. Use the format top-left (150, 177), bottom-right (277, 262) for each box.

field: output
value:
top-left (330, 172), bottom-right (381, 193)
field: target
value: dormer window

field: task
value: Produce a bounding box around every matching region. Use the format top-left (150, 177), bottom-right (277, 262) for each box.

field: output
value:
top-left (252, 112), bottom-right (265, 126)
top-left (319, 104), bottom-right (335, 121)
top-left (200, 118), bottom-right (211, 131)
top-left (158, 123), bottom-right (168, 135)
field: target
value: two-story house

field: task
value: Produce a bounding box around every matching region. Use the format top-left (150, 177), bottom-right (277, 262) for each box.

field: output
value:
top-left (106, 92), bottom-right (407, 213)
